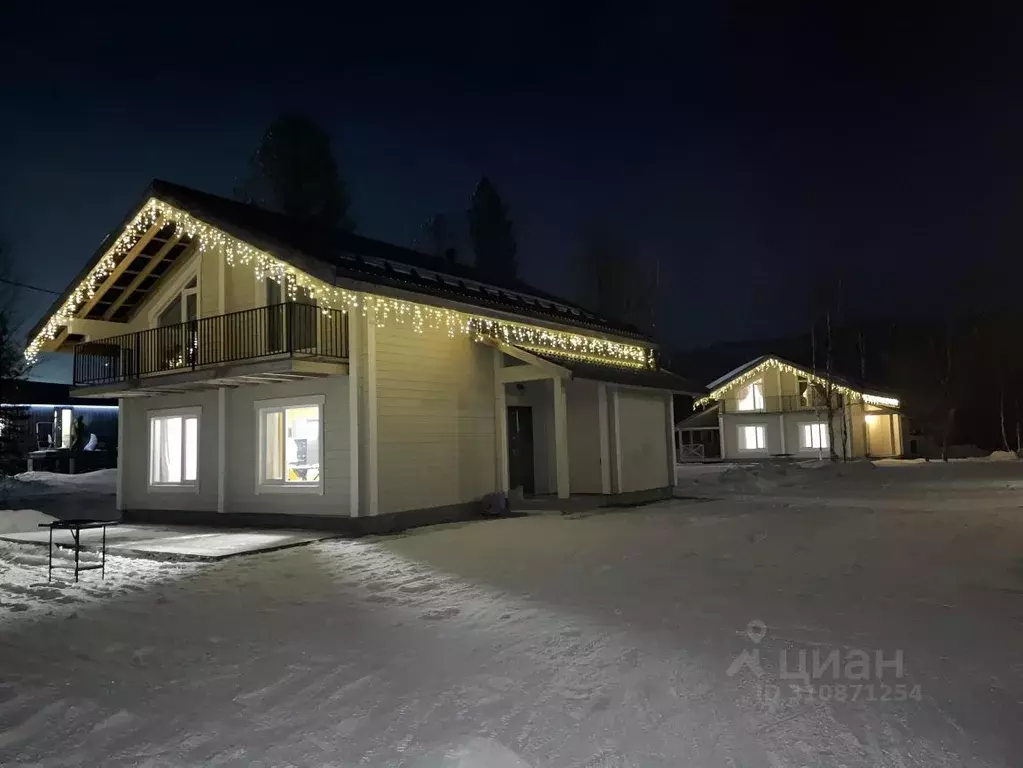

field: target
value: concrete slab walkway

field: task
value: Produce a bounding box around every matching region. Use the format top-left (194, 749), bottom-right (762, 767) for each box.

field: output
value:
top-left (0, 524), bottom-right (336, 561)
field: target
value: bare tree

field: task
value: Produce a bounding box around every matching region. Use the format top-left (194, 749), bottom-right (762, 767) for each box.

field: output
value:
top-left (0, 244), bottom-right (31, 474)
top-left (810, 273), bottom-right (843, 462)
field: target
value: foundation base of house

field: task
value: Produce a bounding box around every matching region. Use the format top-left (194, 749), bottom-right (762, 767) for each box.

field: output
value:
top-left (122, 488), bottom-right (676, 535)
top-left (122, 501), bottom-right (487, 536)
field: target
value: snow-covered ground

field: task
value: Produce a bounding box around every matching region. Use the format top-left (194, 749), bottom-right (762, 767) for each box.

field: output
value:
top-left (0, 469), bottom-right (116, 523)
top-left (2, 462), bottom-right (1023, 766)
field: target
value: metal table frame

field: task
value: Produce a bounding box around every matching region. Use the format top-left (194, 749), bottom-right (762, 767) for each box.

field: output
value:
top-left (39, 520), bottom-right (119, 582)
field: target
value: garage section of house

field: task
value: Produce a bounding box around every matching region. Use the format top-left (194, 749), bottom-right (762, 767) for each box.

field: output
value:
top-left (26, 180), bottom-right (704, 530)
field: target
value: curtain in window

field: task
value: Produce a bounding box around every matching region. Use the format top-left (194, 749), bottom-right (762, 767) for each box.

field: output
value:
top-left (264, 411), bottom-right (284, 481)
top-left (150, 416), bottom-right (181, 483)
top-left (150, 418), bottom-right (162, 482)
top-left (184, 417), bottom-right (198, 481)
top-left (164, 417), bottom-right (182, 482)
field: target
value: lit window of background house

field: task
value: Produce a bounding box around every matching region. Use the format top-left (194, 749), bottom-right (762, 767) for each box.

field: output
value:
top-left (802, 422), bottom-right (829, 450)
top-left (736, 380), bottom-right (765, 411)
top-left (740, 424), bottom-right (766, 450)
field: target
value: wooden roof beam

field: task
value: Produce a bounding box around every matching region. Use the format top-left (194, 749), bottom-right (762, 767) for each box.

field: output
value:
top-left (76, 220), bottom-right (165, 320)
top-left (102, 230), bottom-right (184, 320)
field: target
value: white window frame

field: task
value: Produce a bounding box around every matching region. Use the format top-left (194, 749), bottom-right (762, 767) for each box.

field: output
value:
top-left (801, 422), bottom-right (829, 450)
top-left (147, 257), bottom-right (201, 329)
top-left (738, 424), bottom-right (767, 452)
top-left (735, 380), bottom-right (766, 412)
top-left (255, 395), bottom-right (325, 495)
top-left (147, 406), bottom-right (201, 491)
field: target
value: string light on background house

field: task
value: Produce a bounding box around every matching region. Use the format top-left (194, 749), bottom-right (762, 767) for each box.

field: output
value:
top-left (25, 198), bottom-right (655, 370)
top-left (693, 357), bottom-right (899, 409)
top-left (513, 344), bottom-right (652, 369)
top-left (862, 393), bottom-right (899, 407)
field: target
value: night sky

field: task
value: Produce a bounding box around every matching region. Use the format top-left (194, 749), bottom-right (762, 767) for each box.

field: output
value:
top-left (4, 4), bottom-right (1023, 382)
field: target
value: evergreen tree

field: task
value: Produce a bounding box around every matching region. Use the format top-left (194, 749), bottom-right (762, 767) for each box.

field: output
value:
top-left (467, 177), bottom-right (517, 282)
top-left (415, 213), bottom-right (457, 262)
top-left (237, 114), bottom-right (354, 230)
top-left (576, 218), bottom-right (654, 333)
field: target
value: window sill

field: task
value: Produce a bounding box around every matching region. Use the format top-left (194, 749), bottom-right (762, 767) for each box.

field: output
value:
top-left (255, 483), bottom-right (324, 496)
top-left (148, 483), bottom-right (200, 493)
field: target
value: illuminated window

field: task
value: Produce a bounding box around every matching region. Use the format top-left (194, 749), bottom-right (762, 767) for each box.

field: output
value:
top-left (148, 408), bottom-right (200, 487)
top-left (58, 408), bottom-right (73, 449)
top-left (736, 380), bottom-right (765, 411)
top-left (802, 422), bottom-right (829, 449)
top-left (257, 396), bottom-right (323, 493)
top-left (739, 424), bottom-right (766, 450)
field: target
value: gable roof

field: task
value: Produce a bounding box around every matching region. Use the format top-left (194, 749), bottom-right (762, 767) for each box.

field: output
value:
top-left (529, 352), bottom-right (705, 395)
top-left (29, 180), bottom-right (648, 345)
top-left (700, 354), bottom-right (899, 406)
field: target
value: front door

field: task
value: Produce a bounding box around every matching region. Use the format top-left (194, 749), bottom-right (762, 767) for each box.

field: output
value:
top-left (507, 406), bottom-right (535, 495)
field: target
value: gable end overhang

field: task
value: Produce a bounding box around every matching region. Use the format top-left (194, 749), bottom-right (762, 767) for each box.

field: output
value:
top-left (25, 188), bottom-right (657, 373)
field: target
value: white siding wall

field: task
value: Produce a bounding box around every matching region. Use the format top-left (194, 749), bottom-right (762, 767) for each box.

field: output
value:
top-left (566, 378), bottom-right (603, 494)
top-left (121, 379), bottom-right (350, 517)
top-left (121, 390), bottom-right (220, 511)
top-left (616, 389), bottom-right (670, 492)
top-left (373, 321), bottom-right (496, 514)
top-left (225, 377), bottom-right (351, 516)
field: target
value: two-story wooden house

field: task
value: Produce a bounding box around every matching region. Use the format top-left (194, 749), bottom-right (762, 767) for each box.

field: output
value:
top-left (677, 355), bottom-right (903, 460)
top-left (25, 181), bottom-right (701, 530)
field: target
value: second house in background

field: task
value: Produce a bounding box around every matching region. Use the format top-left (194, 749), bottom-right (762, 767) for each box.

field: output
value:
top-left (676, 355), bottom-right (903, 461)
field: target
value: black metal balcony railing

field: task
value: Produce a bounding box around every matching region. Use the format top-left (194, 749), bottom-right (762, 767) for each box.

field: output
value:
top-left (721, 394), bottom-right (844, 414)
top-left (73, 302), bottom-right (349, 387)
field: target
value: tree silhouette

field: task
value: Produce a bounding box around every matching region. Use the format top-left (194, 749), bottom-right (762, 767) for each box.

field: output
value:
top-left (0, 243), bottom-right (30, 473)
top-left (237, 114), bottom-right (353, 230)
top-left (415, 213), bottom-right (458, 262)
top-left (576, 218), bottom-right (654, 333)
top-left (467, 177), bottom-right (517, 282)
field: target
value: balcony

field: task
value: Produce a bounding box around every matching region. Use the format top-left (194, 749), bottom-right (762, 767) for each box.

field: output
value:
top-left (721, 394), bottom-right (843, 414)
top-left (72, 302), bottom-right (349, 393)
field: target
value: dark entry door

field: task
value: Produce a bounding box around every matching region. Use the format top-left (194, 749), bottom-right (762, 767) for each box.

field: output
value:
top-left (507, 406), bottom-right (535, 495)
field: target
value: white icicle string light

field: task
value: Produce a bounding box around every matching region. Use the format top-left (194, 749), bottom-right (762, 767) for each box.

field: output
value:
top-left (25, 198), bottom-right (655, 370)
top-left (692, 356), bottom-right (899, 409)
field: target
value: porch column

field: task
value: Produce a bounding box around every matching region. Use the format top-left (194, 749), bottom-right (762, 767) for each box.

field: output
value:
top-left (553, 376), bottom-right (570, 499)
top-left (717, 408), bottom-right (726, 460)
top-left (116, 397), bottom-right (125, 512)
top-left (597, 383), bottom-right (611, 494)
top-left (366, 308), bottom-right (379, 516)
top-left (217, 387), bottom-right (226, 513)
top-left (889, 413), bottom-right (896, 457)
top-left (666, 394), bottom-right (676, 487)
top-left (493, 349), bottom-right (509, 493)
top-left (348, 309), bottom-right (361, 516)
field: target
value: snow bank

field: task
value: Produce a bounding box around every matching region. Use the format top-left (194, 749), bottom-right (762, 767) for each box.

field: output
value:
top-left (0, 509), bottom-right (56, 534)
top-left (882, 451), bottom-right (1022, 465)
top-left (11, 469), bottom-right (117, 491)
top-left (676, 458), bottom-right (880, 493)
top-left (874, 457), bottom-right (929, 466)
top-left (983, 450), bottom-right (1018, 462)
top-left (0, 469), bottom-right (117, 523)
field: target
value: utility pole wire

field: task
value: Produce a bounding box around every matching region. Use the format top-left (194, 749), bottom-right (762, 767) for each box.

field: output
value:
top-left (0, 277), bottom-right (60, 295)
